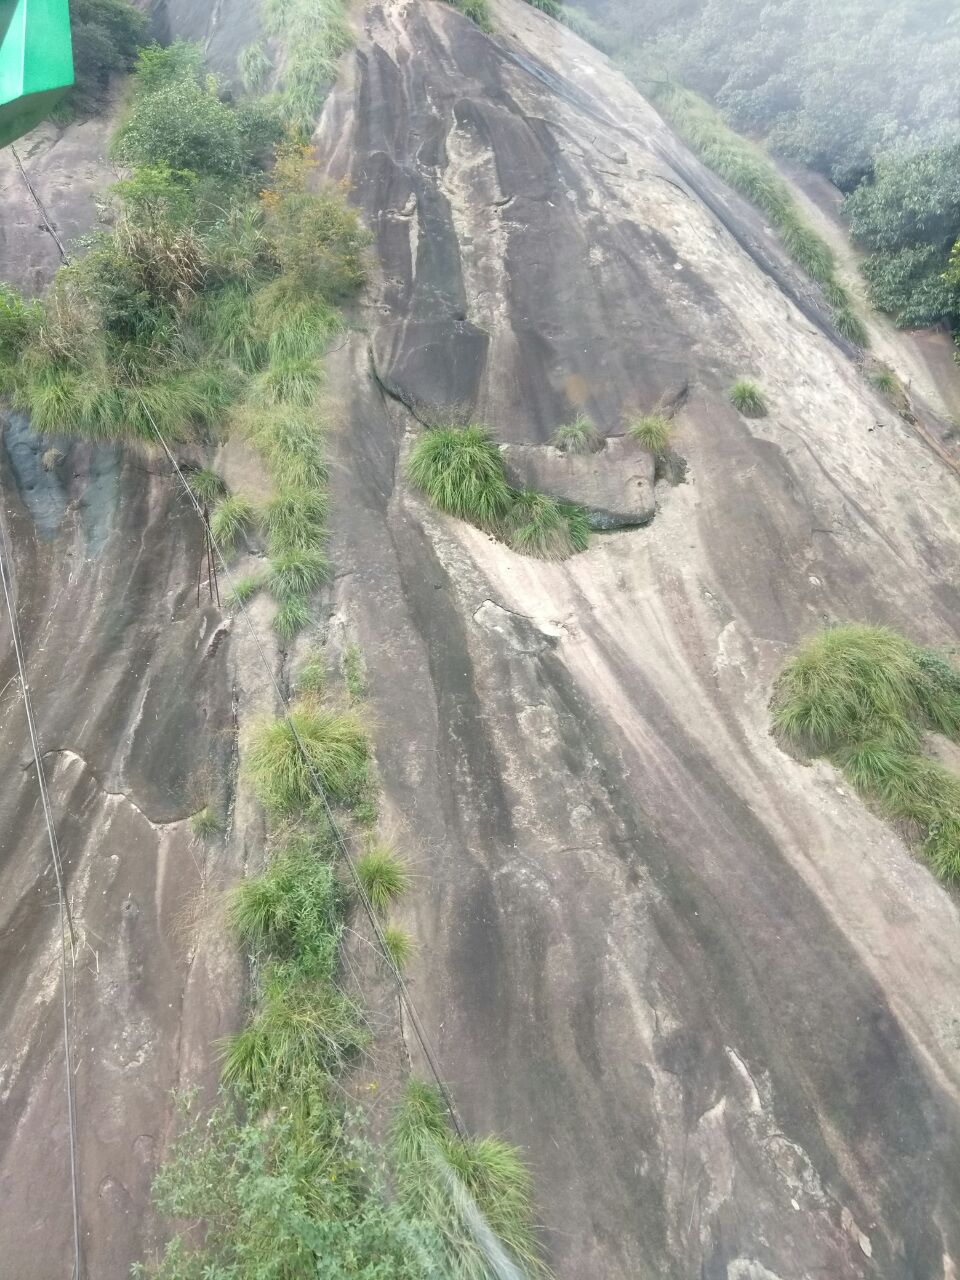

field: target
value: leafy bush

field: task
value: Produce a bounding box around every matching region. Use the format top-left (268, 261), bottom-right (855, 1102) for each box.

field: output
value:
top-left (407, 426), bottom-right (512, 526)
top-left (113, 79), bottom-right (254, 177)
top-left (629, 412), bottom-right (673, 454)
top-left (729, 379), bottom-right (767, 416)
top-left (245, 704), bottom-right (370, 812)
top-left (62, 0), bottom-right (146, 118)
top-left (773, 625), bottom-right (960, 878)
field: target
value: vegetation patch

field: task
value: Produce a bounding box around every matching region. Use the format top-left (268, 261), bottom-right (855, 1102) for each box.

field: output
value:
top-left (356, 842), bottom-right (411, 913)
top-left (729, 379), bottom-right (767, 417)
top-left (773, 625), bottom-right (960, 879)
top-left (245, 703), bottom-right (370, 813)
top-left (442, 0), bottom-right (494, 31)
top-left (552, 413), bottom-right (599, 454)
top-left (629, 411), bottom-right (673, 455)
top-left (408, 425), bottom-right (591, 560)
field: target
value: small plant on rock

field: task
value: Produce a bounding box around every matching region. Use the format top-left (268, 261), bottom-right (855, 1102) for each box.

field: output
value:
top-left (552, 414), bottom-right (599, 454)
top-left (629, 412), bottom-right (673, 455)
top-left (729, 379), bottom-right (767, 417)
top-left (407, 425), bottom-right (512, 526)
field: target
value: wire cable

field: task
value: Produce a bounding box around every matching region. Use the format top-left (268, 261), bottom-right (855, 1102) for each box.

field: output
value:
top-left (139, 396), bottom-right (466, 1139)
top-left (0, 514), bottom-right (83, 1279)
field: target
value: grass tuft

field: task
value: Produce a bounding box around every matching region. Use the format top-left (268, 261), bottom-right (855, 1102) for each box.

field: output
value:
top-left (356, 843), bottom-right (410, 913)
top-left (225, 572), bottom-right (265, 610)
top-left (211, 495), bottom-right (257, 557)
top-left (729, 379), bottom-right (768, 416)
top-left (773, 625), bottom-right (960, 879)
top-left (268, 548), bottom-right (331, 601)
top-left (381, 925), bottom-right (415, 972)
top-left (190, 806), bottom-right (222, 840)
top-left (273, 595), bottom-right (312, 641)
top-left (408, 426), bottom-right (512, 526)
top-left (245, 703), bottom-right (369, 813)
top-left (503, 490), bottom-right (588, 560)
top-left (227, 844), bottom-right (340, 958)
top-left (629, 412), bottom-right (673, 455)
top-left (342, 641), bottom-right (367, 702)
top-left (552, 413), bottom-right (599, 454)
top-left (296, 650), bottom-right (326, 696)
top-left (871, 369), bottom-right (897, 395)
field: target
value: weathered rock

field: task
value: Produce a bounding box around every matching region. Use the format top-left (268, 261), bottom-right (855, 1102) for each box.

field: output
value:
top-left (501, 436), bottom-right (656, 528)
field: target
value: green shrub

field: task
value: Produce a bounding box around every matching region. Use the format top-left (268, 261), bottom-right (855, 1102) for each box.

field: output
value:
top-left (63, 0), bottom-right (147, 118)
top-left (245, 704), bottom-right (369, 813)
top-left (729, 379), bottom-right (767, 416)
top-left (552, 413), bottom-right (599, 454)
top-left (629, 412), bottom-right (673, 454)
top-left (408, 426), bottom-right (512, 526)
top-left (211, 495), bottom-right (257, 556)
top-left (356, 844), bottom-right (410, 913)
top-left (113, 78), bottom-right (253, 178)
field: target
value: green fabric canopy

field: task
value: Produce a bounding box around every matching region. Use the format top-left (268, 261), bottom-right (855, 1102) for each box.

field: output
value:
top-left (0, 0), bottom-right (73, 148)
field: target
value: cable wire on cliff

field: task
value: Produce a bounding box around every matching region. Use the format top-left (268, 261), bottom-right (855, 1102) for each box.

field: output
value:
top-left (137, 394), bottom-right (467, 1141)
top-left (0, 514), bottom-right (83, 1279)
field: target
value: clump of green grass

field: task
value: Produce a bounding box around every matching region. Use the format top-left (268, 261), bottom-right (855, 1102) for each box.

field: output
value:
top-left (268, 548), bottom-right (331, 601)
top-left (502, 490), bottom-right (587, 561)
top-left (225, 572), bottom-right (265, 610)
top-left (443, 0), bottom-right (493, 30)
top-left (211, 494), bottom-right (257, 556)
top-left (773, 625), bottom-right (960, 878)
top-left (342, 641), bottom-right (367, 702)
top-left (245, 408), bottom-right (328, 490)
top-left (252, 356), bottom-right (325, 407)
top-left (245, 703), bottom-right (369, 813)
top-left (381, 925), bottom-right (415, 972)
top-left (227, 844), bottom-right (340, 958)
top-left (871, 369), bottom-right (898, 395)
top-left (391, 1080), bottom-right (547, 1279)
top-left (408, 426), bottom-right (512, 526)
top-left (264, 487), bottom-right (329, 554)
top-left (356, 843), bottom-right (410, 913)
top-left (273, 596), bottom-right (312, 642)
top-left (297, 650), bottom-right (326, 696)
top-left (729, 379), bottom-right (768, 416)
top-left (552, 414), bottom-right (599, 454)
top-left (238, 40), bottom-right (272, 92)
top-left (190, 806), bottom-right (222, 840)
top-left (834, 306), bottom-right (869, 346)
top-left (629, 412), bottom-right (673, 455)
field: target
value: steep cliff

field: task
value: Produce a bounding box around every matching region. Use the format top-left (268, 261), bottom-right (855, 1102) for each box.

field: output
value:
top-left (3, 1), bottom-right (960, 1277)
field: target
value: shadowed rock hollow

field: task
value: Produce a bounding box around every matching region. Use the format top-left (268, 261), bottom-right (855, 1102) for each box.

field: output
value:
top-left (3, 0), bottom-right (960, 1277)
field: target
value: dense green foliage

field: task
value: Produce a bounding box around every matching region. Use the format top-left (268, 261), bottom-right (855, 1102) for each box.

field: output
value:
top-left (61, 0), bottom-right (146, 119)
top-left (774, 626), bottom-right (960, 879)
top-left (408, 426), bottom-right (591, 560)
top-left (565, 0), bottom-right (960, 329)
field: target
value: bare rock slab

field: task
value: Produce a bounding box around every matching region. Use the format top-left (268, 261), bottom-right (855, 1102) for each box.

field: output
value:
top-left (500, 437), bottom-right (656, 529)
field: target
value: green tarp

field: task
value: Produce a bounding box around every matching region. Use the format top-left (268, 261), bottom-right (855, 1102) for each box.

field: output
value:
top-left (0, 0), bottom-right (73, 148)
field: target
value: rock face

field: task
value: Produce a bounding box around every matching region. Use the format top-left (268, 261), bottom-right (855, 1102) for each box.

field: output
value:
top-left (501, 436), bottom-right (657, 528)
top-left (315, 2), bottom-right (960, 1277)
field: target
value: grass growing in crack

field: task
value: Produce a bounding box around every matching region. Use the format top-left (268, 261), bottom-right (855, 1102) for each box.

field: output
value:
top-left (252, 356), bottom-right (325, 407)
top-left (264, 488), bottom-right (329, 554)
top-left (268, 548), bottom-right (331, 601)
top-left (552, 413), bottom-right (599, 454)
top-left (408, 426), bottom-right (512, 526)
top-left (356, 843), bottom-right (410, 913)
top-left (273, 596), bottom-right (312, 642)
top-left (629, 412), bottom-right (673, 455)
top-left (503, 490), bottom-right (586, 561)
top-left (871, 369), bottom-right (898, 395)
top-left (211, 495), bottom-right (257, 557)
top-left (729, 379), bottom-right (768, 416)
top-left (391, 1080), bottom-right (546, 1280)
top-left (190, 806), bottom-right (222, 840)
top-left (773, 624), bottom-right (960, 878)
top-left (185, 468), bottom-right (227, 505)
top-left (227, 844), bottom-right (340, 958)
top-left (245, 704), bottom-right (369, 813)
top-left (342, 642), bottom-right (368, 702)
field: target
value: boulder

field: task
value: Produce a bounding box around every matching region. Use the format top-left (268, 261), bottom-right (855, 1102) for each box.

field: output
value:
top-left (500, 436), bottom-right (656, 529)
